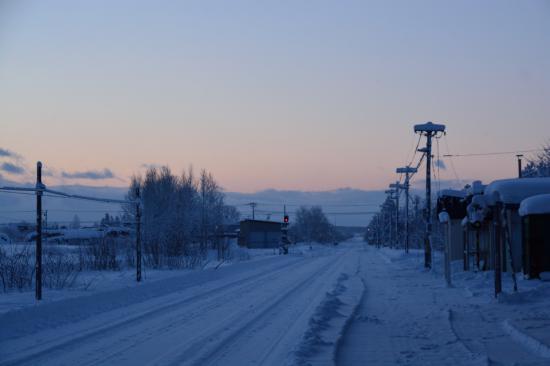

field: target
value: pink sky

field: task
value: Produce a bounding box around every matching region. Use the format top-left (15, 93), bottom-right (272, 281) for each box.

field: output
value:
top-left (1, 1), bottom-right (549, 192)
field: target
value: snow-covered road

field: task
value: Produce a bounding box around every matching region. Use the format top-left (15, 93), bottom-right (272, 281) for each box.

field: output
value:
top-left (4, 242), bottom-right (550, 366)
top-left (0, 244), bottom-right (361, 366)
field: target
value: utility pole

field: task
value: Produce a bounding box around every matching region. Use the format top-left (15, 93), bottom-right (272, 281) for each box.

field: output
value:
top-left (390, 182), bottom-right (405, 248)
top-left (248, 202), bottom-right (257, 220)
top-left (396, 166), bottom-right (417, 253)
top-left (384, 189), bottom-right (396, 247)
top-left (414, 122), bottom-right (446, 269)
top-left (135, 186), bottom-right (142, 282)
top-left (35, 162), bottom-right (44, 300)
top-left (516, 154), bottom-right (523, 178)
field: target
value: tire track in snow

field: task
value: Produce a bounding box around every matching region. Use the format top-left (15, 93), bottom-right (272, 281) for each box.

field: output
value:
top-left (152, 250), bottom-right (351, 366)
top-left (0, 257), bottom-right (307, 366)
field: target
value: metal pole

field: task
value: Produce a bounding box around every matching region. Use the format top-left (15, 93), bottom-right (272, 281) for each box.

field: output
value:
top-left (425, 133), bottom-right (433, 269)
top-left (136, 187), bottom-right (142, 282)
top-left (35, 162), bottom-right (43, 300)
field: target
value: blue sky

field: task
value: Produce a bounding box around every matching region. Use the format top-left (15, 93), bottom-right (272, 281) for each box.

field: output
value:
top-left (0, 0), bottom-right (549, 192)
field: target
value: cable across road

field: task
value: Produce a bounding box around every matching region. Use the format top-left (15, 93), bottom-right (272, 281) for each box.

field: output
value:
top-left (443, 148), bottom-right (544, 158)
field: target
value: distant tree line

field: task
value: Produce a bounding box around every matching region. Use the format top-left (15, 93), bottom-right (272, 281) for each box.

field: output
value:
top-left (364, 194), bottom-right (445, 250)
top-left (290, 206), bottom-right (349, 244)
top-left (125, 166), bottom-right (239, 268)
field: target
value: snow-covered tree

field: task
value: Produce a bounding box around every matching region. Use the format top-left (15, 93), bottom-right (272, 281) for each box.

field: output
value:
top-left (291, 206), bottom-right (339, 243)
top-left (523, 143), bottom-right (550, 177)
top-left (122, 165), bottom-right (235, 267)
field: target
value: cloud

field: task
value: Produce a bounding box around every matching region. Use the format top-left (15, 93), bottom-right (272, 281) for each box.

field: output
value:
top-left (1, 162), bottom-right (26, 175)
top-left (0, 148), bottom-right (14, 157)
top-left (141, 163), bottom-right (163, 170)
top-left (62, 168), bottom-right (115, 180)
top-left (435, 159), bottom-right (447, 170)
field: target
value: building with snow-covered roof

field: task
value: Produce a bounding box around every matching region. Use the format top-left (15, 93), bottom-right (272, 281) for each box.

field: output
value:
top-left (238, 219), bottom-right (283, 249)
top-left (446, 182), bottom-right (493, 272)
top-left (436, 189), bottom-right (468, 262)
top-left (483, 177), bottom-right (550, 275)
top-left (519, 194), bottom-right (550, 279)
top-left (484, 177), bottom-right (550, 206)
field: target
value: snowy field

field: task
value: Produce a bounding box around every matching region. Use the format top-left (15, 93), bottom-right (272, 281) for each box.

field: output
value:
top-left (1, 240), bottom-right (550, 365)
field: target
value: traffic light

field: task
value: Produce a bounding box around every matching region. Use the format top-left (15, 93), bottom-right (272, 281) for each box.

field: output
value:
top-left (283, 215), bottom-right (289, 224)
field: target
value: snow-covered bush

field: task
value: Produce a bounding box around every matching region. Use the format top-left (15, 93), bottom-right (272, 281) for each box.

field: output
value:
top-left (43, 247), bottom-right (80, 289)
top-left (0, 244), bottom-right (34, 291)
top-left (81, 237), bottom-right (122, 271)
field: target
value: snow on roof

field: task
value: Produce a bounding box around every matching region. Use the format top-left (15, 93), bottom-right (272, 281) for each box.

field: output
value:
top-left (485, 177), bottom-right (550, 205)
top-left (61, 228), bottom-right (103, 240)
top-left (519, 194), bottom-right (550, 216)
top-left (438, 189), bottom-right (466, 199)
top-left (467, 181), bottom-right (485, 196)
top-left (413, 122), bottom-right (446, 133)
top-left (466, 194), bottom-right (490, 224)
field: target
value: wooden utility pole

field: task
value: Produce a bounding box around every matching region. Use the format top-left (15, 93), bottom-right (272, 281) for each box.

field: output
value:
top-left (493, 203), bottom-right (502, 297)
top-left (415, 122), bottom-right (446, 269)
top-left (384, 190), bottom-right (396, 247)
top-left (248, 202), bottom-right (257, 220)
top-left (135, 186), bottom-right (142, 282)
top-left (35, 162), bottom-right (43, 300)
top-left (396, 166), bottom-right (417, 253)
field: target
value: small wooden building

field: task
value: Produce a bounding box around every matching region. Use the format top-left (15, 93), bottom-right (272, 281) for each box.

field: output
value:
top-left (238, 219), bottom-right (283, 249)
top-left (437, 189), bottom-right (468, 261)
top-left (484, 177), bottom-right (550, 274)
top-left (519, 194), bottom-right (550, 279)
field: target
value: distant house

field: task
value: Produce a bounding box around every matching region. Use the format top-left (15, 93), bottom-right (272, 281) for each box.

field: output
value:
top-left (238, 219), bottom-right (282, 249)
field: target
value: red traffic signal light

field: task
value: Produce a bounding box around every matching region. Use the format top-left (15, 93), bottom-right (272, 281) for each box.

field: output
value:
top-left (283, 215), bottom-right (289, 224)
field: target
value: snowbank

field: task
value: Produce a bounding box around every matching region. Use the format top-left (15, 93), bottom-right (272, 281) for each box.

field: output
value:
top-left (519, 194), bottom-right (550, 216)
top-left (467, 180), bottom-right (486, 196)
top-left (293, 273), bottom-right (364, 366)
top-left (485, 177), bottom-right (550, 205)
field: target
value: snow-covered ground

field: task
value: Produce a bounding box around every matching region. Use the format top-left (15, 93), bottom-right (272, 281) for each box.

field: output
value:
top-left (0, 242), bottom-right (362, 366)
top-left (337, 246), bottom-right (550, 366)
top-left (2, 240), bottom-right (550, 366)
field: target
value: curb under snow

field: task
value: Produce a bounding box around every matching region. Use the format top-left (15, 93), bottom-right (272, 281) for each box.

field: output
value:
top-left (502, 319), bottom-right (550, 359)
top-left (292, 272), bottom-right (364, 366)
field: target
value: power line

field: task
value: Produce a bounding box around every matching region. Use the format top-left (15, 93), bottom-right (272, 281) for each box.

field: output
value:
top-left (443, 134), bottom-right (463, 186)
top-left (443, 148), bottom-right (543, 158)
